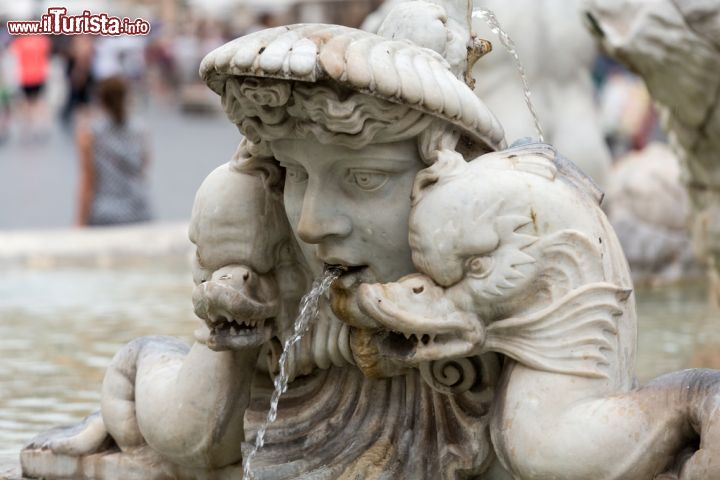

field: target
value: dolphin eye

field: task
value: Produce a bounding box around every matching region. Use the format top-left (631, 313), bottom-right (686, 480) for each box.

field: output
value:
top-left (348, 170), bottom-right (388, 191)
top-left (465, 255), bottom-right (494, 278)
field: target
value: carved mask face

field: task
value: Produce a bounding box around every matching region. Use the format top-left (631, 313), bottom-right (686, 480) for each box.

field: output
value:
top-left (270, 138), bottom-right (424, 285)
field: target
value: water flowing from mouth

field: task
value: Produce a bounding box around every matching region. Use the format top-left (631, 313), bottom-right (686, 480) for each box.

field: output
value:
top-left (472, 8), bottom-right (545, 142)
top-left (242, 266), bottom-right (342, 480)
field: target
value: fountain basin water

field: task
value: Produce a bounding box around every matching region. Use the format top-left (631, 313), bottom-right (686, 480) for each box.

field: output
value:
top-left (1, 258), bottom-right (718, 475)
top-left (0, 260), bottom-right (197, 475)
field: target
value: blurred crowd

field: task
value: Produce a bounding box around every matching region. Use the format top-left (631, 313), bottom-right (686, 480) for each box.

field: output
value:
top-left (0, 11), bottom-right (285, 143)
top-left (0, 9), bottom-right (300, 228)
top-left (0, 9), bottom-right (662, 143)
top-left (592, 55), bottom-right (664, 158)
top-left (0, 1), bottom-right (664, 229)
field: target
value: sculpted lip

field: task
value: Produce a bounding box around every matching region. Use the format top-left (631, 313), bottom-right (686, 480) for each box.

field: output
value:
top-left (334, 265), bottom-right (373, 290)
top-left (320, 258), bottom-right (370, 287)
top-left (321, 257), bottom-right (362, 270)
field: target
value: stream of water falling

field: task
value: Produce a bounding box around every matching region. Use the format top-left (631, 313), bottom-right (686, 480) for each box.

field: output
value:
top-left (472, 8), bottom-right (545, 142)
top-left (241, 266), bottom-right (342, 480)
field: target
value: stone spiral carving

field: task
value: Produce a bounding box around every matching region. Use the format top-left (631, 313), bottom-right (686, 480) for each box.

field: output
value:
top-left (419, 357), bottom-right (477, 394)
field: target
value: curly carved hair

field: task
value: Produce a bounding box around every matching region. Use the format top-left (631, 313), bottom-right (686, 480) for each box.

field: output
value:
top-left (221, 77), bottom-right (469, 184)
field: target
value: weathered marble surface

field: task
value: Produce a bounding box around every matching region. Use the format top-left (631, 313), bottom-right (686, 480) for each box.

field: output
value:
top-left (348, 143), bottom-right (720, 479)
top-left (18, 1), bottom-right (720, 479)
top-left (587, 0), bottom-right (720, 304)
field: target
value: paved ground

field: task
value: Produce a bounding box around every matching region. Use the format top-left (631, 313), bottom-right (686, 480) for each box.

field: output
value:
top-left (0, 99), bottom-right (239, 231)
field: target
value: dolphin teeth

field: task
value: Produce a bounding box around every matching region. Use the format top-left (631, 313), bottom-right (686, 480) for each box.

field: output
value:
top-left (403, 332), bottom-right (411, 340)
top-left (230, 326), bottom-right (238, 335)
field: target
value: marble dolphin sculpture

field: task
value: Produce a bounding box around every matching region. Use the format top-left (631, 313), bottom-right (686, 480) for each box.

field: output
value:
top-left (353, 143), bottom-right (720, 479)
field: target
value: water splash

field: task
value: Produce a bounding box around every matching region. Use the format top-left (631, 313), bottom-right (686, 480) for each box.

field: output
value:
top-left (242, 266), bottom-right (342, 480)
top-left (472, 8), bottom-right (545, 142)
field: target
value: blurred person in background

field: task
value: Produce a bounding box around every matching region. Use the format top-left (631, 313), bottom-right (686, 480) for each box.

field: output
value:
top-left (0, 20), bottom-right (14, 143)
top-left (10, 34), bottom-right (51, 140)
top-left (175, 17), bottom-right (228, 113)
top-left (244, 11), bottom-right (278, 34)
top-left (60, 35), bottom-right (95, 126)
top-left (76, 75), bottom-right (152, 226)
top-left (173, 18), bottom-right (202, 86)
top-left (117, 35), bottom-right (148, 96)
top-left (197, 19), bottom-right (225, 56)
top-left (145, 22), bottom-right (180, 100)
top-left (92, 36), bottom-right (124, 80)
top-left (596, 61), bottom-right (659, 157)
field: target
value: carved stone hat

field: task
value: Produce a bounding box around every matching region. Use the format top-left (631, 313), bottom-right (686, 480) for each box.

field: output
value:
top-left (200, 23), bottom-right (506, 154)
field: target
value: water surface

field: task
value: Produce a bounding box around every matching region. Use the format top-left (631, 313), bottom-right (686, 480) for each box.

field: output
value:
top-left (0, 261), bottom-right (197, 465)
top-left (0, 262), bottom-right (718, 466)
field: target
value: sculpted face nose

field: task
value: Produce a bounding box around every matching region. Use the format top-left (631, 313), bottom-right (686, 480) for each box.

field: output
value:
top-left (296, 191), bottom-right (352, 244)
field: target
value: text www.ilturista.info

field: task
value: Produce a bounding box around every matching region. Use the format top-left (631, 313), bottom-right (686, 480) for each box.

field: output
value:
top-left (7, 8), bottom-right (150, 36)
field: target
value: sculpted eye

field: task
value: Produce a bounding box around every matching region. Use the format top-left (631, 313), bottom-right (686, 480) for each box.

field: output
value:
top-left (464, 255), bottom-right (494, 278)
top-left (349, 170), bottom-right (388, 191)
top-left (285, 165), bottom-right (308, 184)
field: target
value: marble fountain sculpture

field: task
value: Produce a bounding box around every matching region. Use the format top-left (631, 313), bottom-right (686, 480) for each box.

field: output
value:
top-left (18, 1), bottom-right (720, 479)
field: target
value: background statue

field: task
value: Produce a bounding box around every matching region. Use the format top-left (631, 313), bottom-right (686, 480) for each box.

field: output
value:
top-left (586, 0), bottom-right (720, 306)
top-left (605, 143), bottom-right (700, 284)
top-left (363, 0), bottom-right (612, 189)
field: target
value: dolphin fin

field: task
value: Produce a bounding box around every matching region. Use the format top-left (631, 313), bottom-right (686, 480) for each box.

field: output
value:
top-left (484, 282), bottom-right (631, 378)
